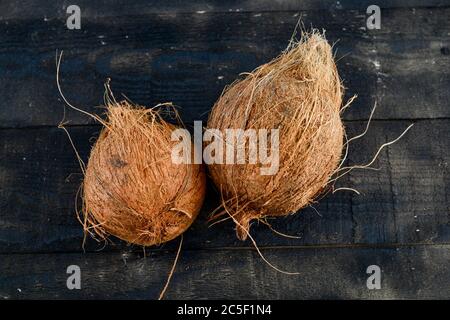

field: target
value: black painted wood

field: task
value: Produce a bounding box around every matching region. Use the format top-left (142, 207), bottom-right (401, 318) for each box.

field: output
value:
top-left (0, 120), bottom-right (448, 254)
top-left (0, 7), bottom-right (449, 128)
top-left (2, 0), bottom-right (450, 20)
top-left (0, 245), bottom-right (449, 299)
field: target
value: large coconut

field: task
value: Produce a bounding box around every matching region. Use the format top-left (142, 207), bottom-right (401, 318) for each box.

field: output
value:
top-left (207, 31), bottom-right (344, 240)
top-left (82, 101), bottom-right (206, 246)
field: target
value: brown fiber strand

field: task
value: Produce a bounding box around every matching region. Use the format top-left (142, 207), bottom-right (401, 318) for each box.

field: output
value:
top-left (220, 189), bottom-right (300, 275)
top-left (260, 219), bottom-right (302, 239)
top-left (158, 235), bottom-right (183, 300)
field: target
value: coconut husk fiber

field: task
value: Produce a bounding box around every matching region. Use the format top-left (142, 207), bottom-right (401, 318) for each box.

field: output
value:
top-left (207, 30), bottom-right (345, 240)
top-left (82, 101), bottom-right (206, 246)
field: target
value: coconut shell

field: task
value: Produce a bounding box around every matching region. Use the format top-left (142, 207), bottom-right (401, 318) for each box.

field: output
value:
top-left (207, 32), bottom-right (344, 240)
top-left (82, 101), bottom-right (206, 246)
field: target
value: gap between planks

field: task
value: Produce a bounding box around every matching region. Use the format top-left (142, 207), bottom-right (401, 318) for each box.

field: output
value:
top-left (0, 117), bottom-right (449, 131)
top-left (2, 242), bottom-right (450, 256)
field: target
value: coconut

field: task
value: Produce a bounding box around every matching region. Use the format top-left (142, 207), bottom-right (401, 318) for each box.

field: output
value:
top-left (82, 101), bottom-right (206, 246)
top-left (207, 31), bottom-right (344, 240)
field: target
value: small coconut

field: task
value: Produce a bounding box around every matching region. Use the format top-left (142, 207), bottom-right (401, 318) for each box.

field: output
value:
top-left (207, 31), bottom-right (344, 240)
top-left (82, 101), bottom-right (206, 246)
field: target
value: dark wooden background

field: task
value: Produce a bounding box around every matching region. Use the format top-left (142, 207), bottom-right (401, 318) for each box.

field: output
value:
top-left (0, 0), bottom-right (449, 299)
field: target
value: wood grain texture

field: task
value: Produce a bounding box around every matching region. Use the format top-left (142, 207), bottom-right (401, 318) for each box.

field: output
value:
top-left (0, 7), bottom-right (449, 128)
top-left (0, 245), bottom-right (449, 299)
top-left (1, 120), bottom-right (448, 253)
top-left (1, 0), bottom-right (450, 19)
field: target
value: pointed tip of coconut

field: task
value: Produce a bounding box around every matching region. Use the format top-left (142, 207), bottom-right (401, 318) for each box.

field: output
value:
top-left (281, 30), bottom-right (338, 80)
top-left (234, 210), bottom-right (261, 241)
top-left (236, 217), bottom-right (251, 241)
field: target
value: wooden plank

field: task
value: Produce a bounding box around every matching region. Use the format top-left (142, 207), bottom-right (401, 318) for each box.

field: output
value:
top-left (0, 245), bottom-right (449, 299)
top-left (0, 7), bottom-right (449, 128)
top-left (0, 125), bottom-right (351, 253)
top-left (349, 120), bottom-right (450, 245)
top-left (0, 119), bottom-right (448, 253)
top-left (1, 0), bottom-right (450, 20)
